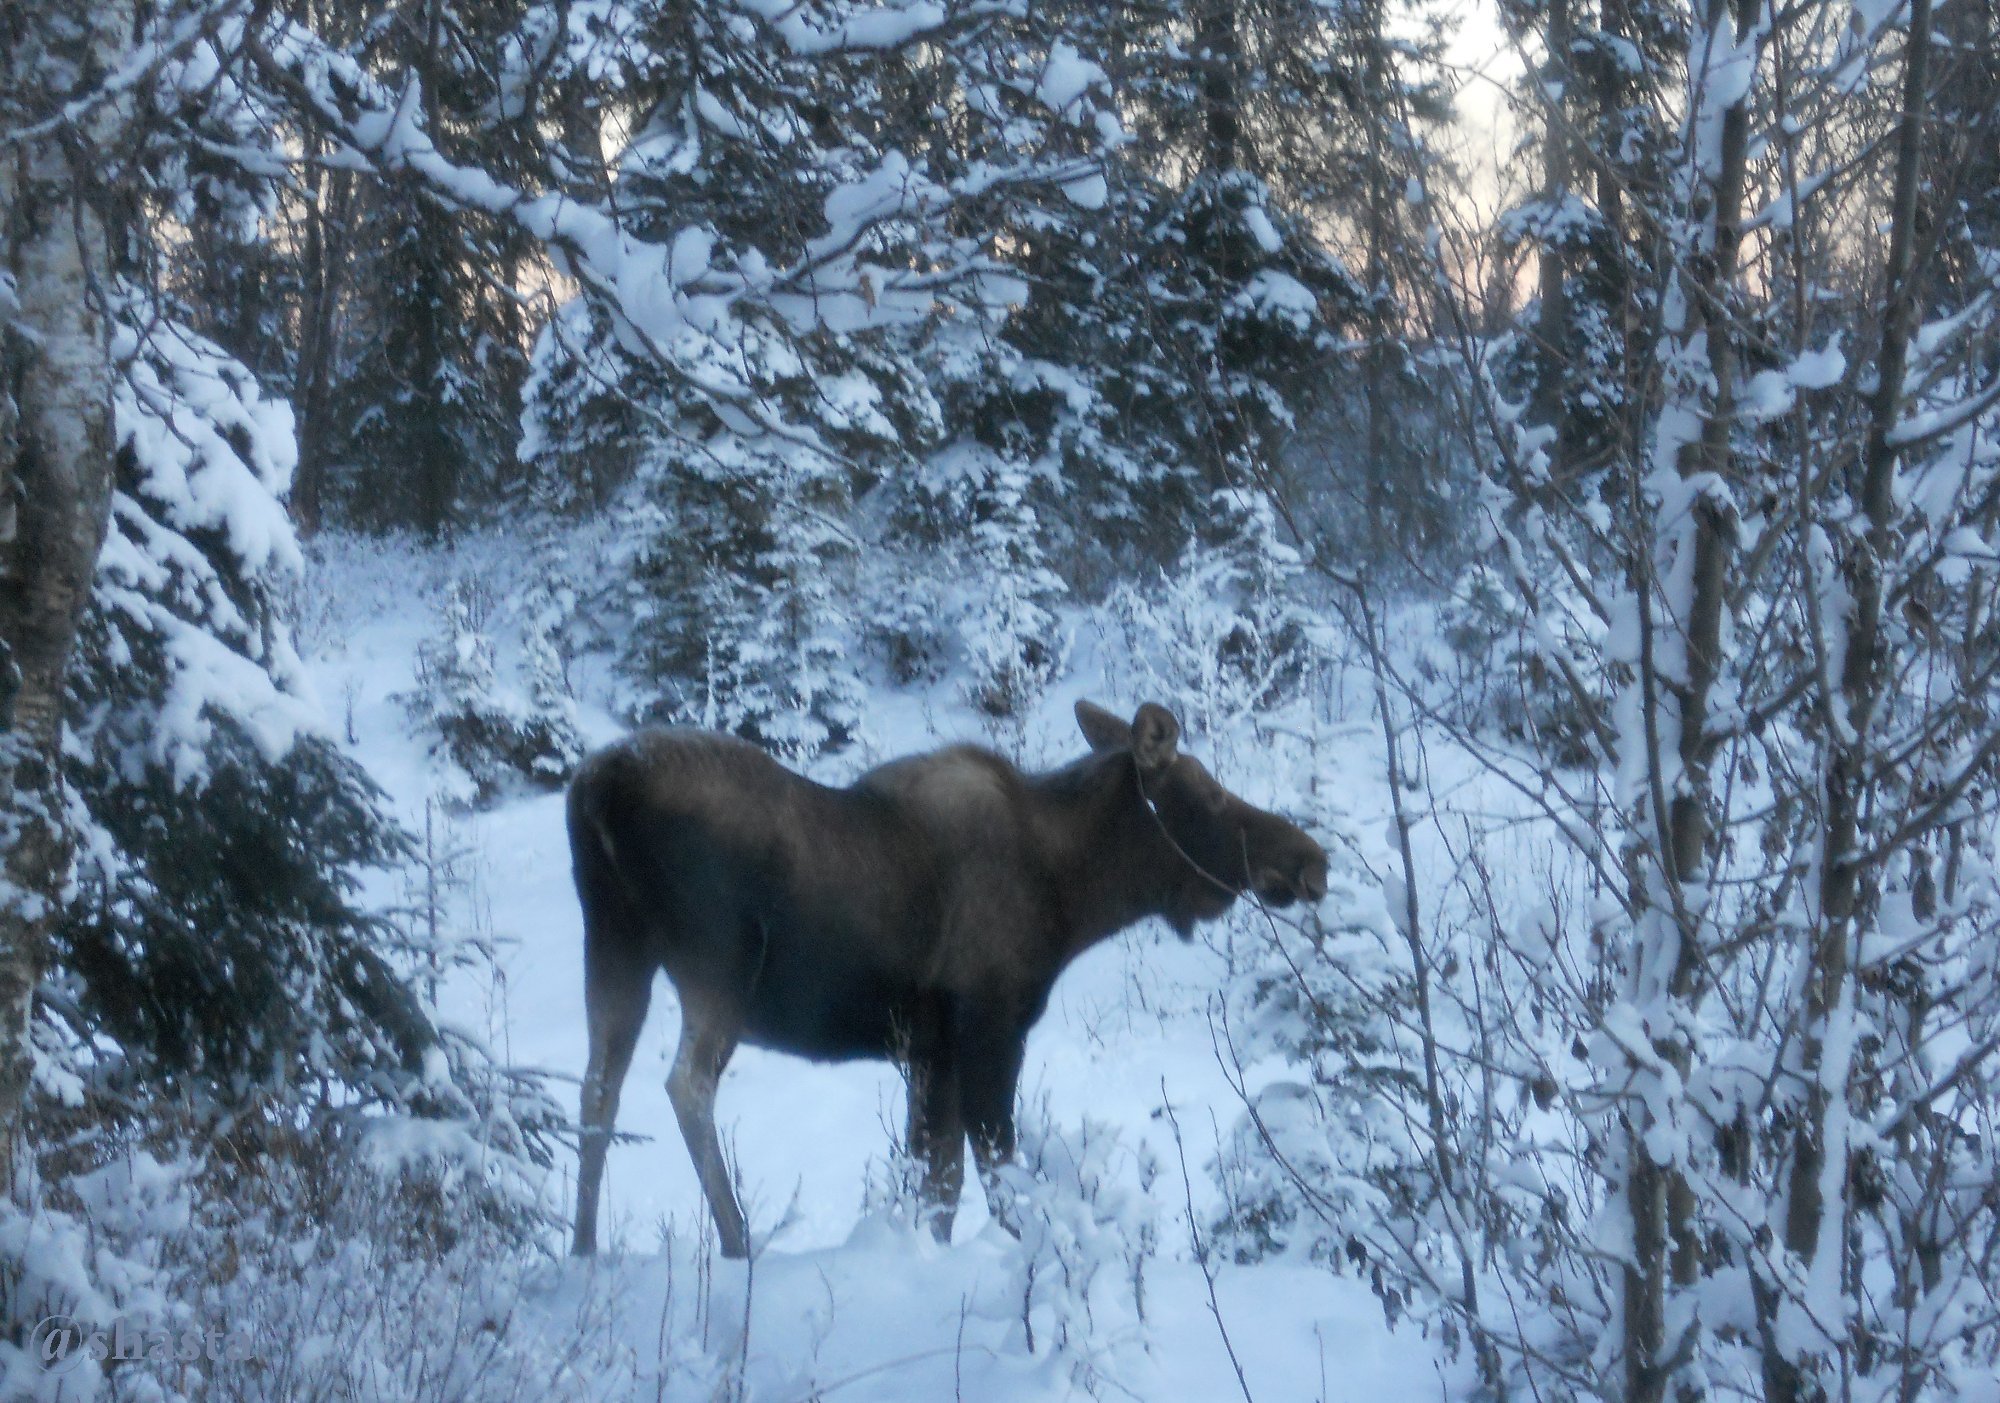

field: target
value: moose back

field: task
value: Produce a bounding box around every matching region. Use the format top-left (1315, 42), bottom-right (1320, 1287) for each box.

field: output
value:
top-left (569, 699), bottom-right (1328, 1258)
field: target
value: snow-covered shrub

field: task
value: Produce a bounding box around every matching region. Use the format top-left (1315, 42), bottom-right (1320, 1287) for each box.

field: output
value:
top-left (8, 957), bottom-right (564, 1398)
top-left (0, 1135), bottom-right (193, 1402)
top-left (1107, 489), bottom-right (1311, 741)
top-left (117, 1112), bottom-right (595, 1402)
top-left (1211, 802), bottom-right (1427, 1284)
top-left (403, 580), bottom-right (583, 807)
top-left (1161, 680), bottom-right (1458, 1346)
top-left (980, 1107), bottom-right (1157, 1389)
top-left (1435, 562), bottom-right (1605, 768)
top-left (857, 1130), bottom-right (929, 1233)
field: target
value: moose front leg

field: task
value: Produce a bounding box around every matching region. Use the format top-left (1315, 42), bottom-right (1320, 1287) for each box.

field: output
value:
top-left (958, 1021), bottom-right (1027, 1235)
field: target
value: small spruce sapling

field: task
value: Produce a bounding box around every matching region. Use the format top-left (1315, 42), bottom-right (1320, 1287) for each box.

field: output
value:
top-left (959, 450), bottom-right (1066, 721)
top-left (403, 581), bottom-right (583, 807)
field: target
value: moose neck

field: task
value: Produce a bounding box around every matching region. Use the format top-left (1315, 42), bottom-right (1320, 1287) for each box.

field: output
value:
top-left (1029, 752), bottom-right (1187, 961)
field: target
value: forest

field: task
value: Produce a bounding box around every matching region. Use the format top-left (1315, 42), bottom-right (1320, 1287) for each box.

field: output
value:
top-left (2, 0), bottom-right (1998, 1398)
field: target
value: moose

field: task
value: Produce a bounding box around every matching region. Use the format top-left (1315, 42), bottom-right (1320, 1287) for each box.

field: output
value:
top-left (569, 699), bottom-right (1328, 1258)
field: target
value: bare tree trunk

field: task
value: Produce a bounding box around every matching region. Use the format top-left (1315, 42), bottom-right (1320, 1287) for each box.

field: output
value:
top-left (291, 163), bottom-right (353, 537)
top-left (1191, 0), bottom-right (1249, 491)
top-left (289, 0), bottom-right (363, 537)
top-left (1197, 0), bottom-right (1240, 180)
top-left (1779, 2), bottom-right (1933, 1395)
top-left (1361, 0), bottom-right (1396, 534)
top-left (1622, 0), bottom-right (1757, 1396)
top-left (1596, 0), bottom-right (1638, 414)
top-left (0, 0), bottom-right (130, 1194)
top-left (1532, 0), bottom-right (1573, 460)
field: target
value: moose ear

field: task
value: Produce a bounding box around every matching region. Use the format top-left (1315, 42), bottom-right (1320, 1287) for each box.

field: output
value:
top-left (1130, 703), bottom-right (1181, 776)
top-left (1075, 699), bottom-right (1131, 752)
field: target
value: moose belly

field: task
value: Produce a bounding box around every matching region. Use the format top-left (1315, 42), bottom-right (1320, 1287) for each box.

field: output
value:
top-left (738, 947), bottom-right (919, 1062)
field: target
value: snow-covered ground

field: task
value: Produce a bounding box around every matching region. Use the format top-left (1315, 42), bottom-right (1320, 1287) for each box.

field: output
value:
top-left (299, 531), bottom-right (1451, 1401)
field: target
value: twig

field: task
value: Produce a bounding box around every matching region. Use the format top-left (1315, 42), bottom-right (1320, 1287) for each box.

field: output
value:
top-left (1160, 1078), bottom-right (1256, 1403)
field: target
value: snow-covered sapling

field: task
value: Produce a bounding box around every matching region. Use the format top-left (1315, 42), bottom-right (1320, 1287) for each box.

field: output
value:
top-left (402, 581), bottom-right (583, 807)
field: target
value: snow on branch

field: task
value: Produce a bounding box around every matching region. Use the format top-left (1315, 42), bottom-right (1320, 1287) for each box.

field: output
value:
top-left (241, 4), bottom-right (1110, 402)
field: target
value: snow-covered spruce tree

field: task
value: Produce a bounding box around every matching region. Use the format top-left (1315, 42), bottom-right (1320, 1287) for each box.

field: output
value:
top-left (977, 130), bottom-right (1366, 572)
top-left (518, 3), bottom-right (905, 754)
top-left (53, 7), bottom-right (446, 1112)
top-left (1, 6), bottom-right (584, 1381)
top-left (1, 287), bottom-right (563, 1397)
top-left (1296, 0), bottom-right (1460, 566)
top-left (888, 0), bottom-right (1455, 612)
top-left (245, 0), bottom-right (536, 537)
top-left (1106, 0), bottom-right (1442, 531)
top-left (68, 292), bottom-right (557, 1163)
top-left (518, 295), bottom-right (651, 515)
top-left (403, 578), bottom-right (584, 806)
top-left (151, 0), bottom-right (540, 541)
top-left (330, 0), bottom-right (546, 536)
top-left (65, 302), bottom-right (404, 1079)
top-left (934, 440), bottom-right (1067, 722)
top-left (1107, 488), bottom-right (1312, 746)
top-left (853, 22), bottom-right (1127, 712)
top-left (335, 189), bottom-right (525, 535)
top-left (517, 0), bottom-right (1118, 753)
top-left (595, 335), bottom-right (907, 754)
top-left (213, 10), bottom-right (1110, 758)
top-left (1490, 0), bottom-right (1680, 493)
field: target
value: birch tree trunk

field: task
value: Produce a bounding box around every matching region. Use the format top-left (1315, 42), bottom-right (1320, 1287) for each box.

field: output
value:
top-left (0, 0), bottom-right (130, 1194)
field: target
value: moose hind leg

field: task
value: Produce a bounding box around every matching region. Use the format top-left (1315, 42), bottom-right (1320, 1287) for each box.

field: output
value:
top-left (907, 1050), bottom-right (964, 1243)
top-left (574, 944), bottom-right (653, 1256)
top-left (668, 995), bottom-right (747, 1259)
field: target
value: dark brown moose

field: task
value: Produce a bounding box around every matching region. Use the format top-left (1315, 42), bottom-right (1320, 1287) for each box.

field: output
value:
top-left (569, 699), bottom-right (1328, 1258)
